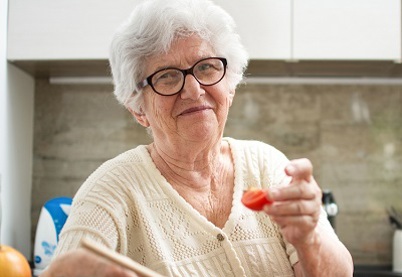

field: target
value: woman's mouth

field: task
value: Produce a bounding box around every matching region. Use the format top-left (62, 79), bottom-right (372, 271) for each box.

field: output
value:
top-left (179, 105), bottom-right (211, 116)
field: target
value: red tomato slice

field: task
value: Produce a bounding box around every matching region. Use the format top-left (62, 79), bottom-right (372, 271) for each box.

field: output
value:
top-left (241, 189), bottom-right (272, 211)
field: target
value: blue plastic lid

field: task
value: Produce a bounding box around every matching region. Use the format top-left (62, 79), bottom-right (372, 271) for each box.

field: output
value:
top-left (44, 197), bottom-right (73, 241)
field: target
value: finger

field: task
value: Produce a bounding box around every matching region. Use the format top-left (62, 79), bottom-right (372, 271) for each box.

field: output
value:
top-left (269, 214), bottom-right (320, 246)
top-left (269, 214), bottom-right (319, 228)
top-left (269, 215), bottom-right (320, 245)
top-left (268, 182), bottom-right (317, 202)
top-left (285, 158), bottom-right (313, 182)
top-left (264, 199), bottom-right (320, 217)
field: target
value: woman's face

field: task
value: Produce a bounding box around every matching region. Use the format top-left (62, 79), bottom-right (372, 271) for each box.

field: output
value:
top-left (133, 35), bottom-right (235, 147)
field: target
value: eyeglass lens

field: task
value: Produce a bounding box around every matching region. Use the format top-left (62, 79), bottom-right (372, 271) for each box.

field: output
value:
top-left (150, 58), bottom-right (226, 95)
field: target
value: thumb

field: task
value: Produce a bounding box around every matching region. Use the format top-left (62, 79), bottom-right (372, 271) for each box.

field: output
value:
top-left (285, 158), bottom-right (313, 182)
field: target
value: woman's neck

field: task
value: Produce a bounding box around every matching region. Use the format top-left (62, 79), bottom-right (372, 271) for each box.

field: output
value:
top-left (148, 139), bottom-right (230, 191)
top-left (148, 139), bottom-right (235, 228)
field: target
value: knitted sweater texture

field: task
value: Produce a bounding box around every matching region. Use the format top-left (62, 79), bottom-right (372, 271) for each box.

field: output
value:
top-left (54, 138), bottom-right (331, 276)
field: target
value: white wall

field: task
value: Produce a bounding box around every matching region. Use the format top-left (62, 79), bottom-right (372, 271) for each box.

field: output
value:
top-left (0, 0), bottom-right (6, 247)
top-left (0, 0), bottom-right (7, 249)
top-left (1, 0), bottom-right (35, 259)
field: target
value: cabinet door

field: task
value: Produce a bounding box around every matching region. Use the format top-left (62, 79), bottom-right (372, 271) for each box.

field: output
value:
top-left (7, 0), bottom-right (139, 60)
top-left (293, 0), bottom-right (401, 61)
top-left (198, 0), bottom-right (292, 60)
top-left (8, 0), bottom-right (291, 61)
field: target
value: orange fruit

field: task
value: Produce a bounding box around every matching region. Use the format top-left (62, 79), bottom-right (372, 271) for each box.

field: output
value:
top-left (0, 245), bottom-right (31, 277)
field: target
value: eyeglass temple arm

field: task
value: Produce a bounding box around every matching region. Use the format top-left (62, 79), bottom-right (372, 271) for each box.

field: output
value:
top-left (137, 79), bottom-right (149, 90)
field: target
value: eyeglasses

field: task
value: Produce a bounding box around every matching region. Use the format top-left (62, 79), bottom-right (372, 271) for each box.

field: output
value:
top-left (137, 57), bottom-right (227, 96)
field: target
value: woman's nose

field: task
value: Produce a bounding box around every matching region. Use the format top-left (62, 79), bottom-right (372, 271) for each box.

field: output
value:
top-left (180, 74), bottom-right (205, 100)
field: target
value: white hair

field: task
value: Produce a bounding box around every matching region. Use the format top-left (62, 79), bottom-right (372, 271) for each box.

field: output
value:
top-left (109, 0), bottom-right (249, 112)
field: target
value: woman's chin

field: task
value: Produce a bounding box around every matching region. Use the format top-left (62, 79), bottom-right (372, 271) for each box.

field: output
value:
top-left (179, 123), bottom-right (219, 141)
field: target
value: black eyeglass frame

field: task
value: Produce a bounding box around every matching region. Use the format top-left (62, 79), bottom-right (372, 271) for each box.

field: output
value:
top-left (136, 57), bottom-right (227, 96)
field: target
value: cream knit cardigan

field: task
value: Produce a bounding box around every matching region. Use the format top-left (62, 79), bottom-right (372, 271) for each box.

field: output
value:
top-left (54, 138), bottom-right (334, 277)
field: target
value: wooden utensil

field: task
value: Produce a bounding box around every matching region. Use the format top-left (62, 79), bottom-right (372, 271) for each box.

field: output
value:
top-left (80, 238), bottom-right (165, 277)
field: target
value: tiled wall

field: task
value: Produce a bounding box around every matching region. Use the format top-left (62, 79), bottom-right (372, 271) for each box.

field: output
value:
top-left (32, 78), bottom-right (402, 265)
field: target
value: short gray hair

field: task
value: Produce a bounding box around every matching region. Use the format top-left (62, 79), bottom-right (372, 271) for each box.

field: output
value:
top-left (109, 0), bottom-right (249, 113)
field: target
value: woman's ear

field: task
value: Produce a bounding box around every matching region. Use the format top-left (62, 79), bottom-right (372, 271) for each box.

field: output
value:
top-left (127, 107), bottom-right (150, 127)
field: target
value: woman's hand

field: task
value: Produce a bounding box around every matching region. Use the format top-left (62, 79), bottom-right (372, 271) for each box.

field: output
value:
top-left (264, 158), bottom-right (353, 276)
top-left (263, 158), bottom-right (322, 247)
top-left (40, 248), bottom-right (139, 277)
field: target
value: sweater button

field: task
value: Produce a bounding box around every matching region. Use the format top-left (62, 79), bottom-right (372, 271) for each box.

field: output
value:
top-left (217, 233), bottom-right (225, 241)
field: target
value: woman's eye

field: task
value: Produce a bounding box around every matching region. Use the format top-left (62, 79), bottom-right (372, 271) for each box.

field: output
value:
top-left (158, 72), bottom-right (172, 79)
top-left (198, 63), bottom-right (212, 71)
top-left (158, 71), bottom-right (174, 79)
top-left (154, 70), bottom-right (180, 84)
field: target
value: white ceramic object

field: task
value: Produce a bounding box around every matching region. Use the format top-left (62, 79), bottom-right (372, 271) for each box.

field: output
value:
top-left (33, 197), bottom-right (72, 276)
top-left (394, 229), bottom-right (402, 273)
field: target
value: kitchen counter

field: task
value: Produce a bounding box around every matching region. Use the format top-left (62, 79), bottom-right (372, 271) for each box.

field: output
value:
top-left (354, 265), bottom-right (402, 277)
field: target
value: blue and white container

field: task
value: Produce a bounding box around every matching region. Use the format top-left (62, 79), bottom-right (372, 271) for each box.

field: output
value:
top-left (33, 197), bottom-right (72, 276)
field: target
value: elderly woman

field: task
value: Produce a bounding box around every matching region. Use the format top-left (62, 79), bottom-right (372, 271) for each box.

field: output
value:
top-left (42, 0), bottom-right (353, 276)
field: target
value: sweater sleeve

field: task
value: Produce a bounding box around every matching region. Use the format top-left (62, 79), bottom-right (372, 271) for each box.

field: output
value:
top-left (52, 187), bottom-right (124, 262)
top-left (52, 153), bottom-right (139, 259)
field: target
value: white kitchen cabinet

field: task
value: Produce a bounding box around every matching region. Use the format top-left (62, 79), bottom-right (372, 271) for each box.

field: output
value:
top-left (7, 0), bottom-right (139, 60)
top-left (214, 0), bottom-right (292, 60)
top-left (293, 0), bottom-right (401, 61)
top-left (7, 0), bottom-right (402, 63)
top-left (8, 0), bottom-right (292, 61)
